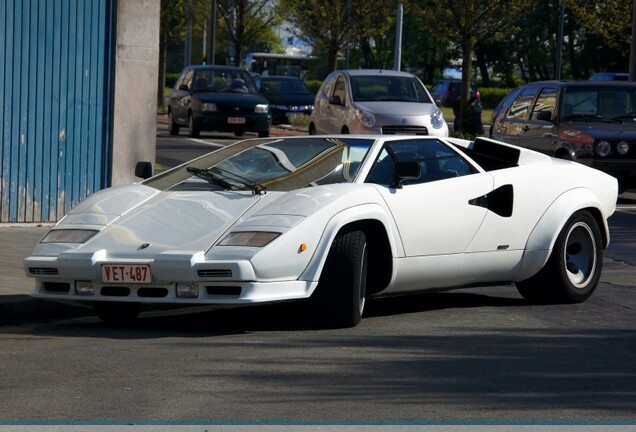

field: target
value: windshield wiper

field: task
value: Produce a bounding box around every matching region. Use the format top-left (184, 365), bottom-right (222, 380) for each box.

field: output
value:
top-left (186, 167), bottom-right (236, 189)
top-left (210, 166), bottom-right (267, 195)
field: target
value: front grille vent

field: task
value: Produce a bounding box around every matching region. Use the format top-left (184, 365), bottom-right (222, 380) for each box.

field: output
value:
top-left (101, 286), bottom-right (131, 297)
top-left (198, 269), bottom-right (233, 278)
top-left (138, 287), bottom-right (168, 298)
top-left (43, 282), bottom-right (70, 293)
top-left (382, 125), bottom-right (429, 135)
top-left (29, 267), bottom-right (59, 276)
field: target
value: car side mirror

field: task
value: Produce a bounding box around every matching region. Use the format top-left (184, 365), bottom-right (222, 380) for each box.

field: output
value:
top-left (329, 95), bottom-right (343, 105)
top-left (536, 110), bottom-right (552, 121)
top-left (135, 161), bottom-right (153, 179)
top-left (179, 84), bottom-right (189, 91)
top-left (393, 161), bottom-right (420, 189)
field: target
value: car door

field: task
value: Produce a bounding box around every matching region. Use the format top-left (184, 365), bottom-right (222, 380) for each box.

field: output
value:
top-left (323, 74), bottom-right (349, 133)
top-left (513, 86), bottom-right (559, 154)
top-left (493, 85), bottom-right (539, 147)
top-left (170, 69), bottom-right (194, 124)
top-left (366, 139), bottom-right (493, 257)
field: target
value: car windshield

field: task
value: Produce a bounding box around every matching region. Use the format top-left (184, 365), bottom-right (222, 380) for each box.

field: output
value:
top-left (144, 137), bottom-right (374, 192)
top-left (350, 75), bottom-right (432, 103)
top-left (562, 86), bottom-right (636, 121)
top-left (192, 68), bottom-right (259, 94)
top-left (261, 78), bottom-right (313, 95)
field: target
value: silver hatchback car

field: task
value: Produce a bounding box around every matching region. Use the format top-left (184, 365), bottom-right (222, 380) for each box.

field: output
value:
top-left (309, 69), bottom-right (448, 137)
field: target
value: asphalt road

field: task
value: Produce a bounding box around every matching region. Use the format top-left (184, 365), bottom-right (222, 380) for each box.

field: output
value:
top-left (1, 127), bottom-right (635, 423)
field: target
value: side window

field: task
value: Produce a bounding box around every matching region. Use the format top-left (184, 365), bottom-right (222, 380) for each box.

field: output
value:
top-left (531, 87), bottom-right (557, 120)
top-left (366, 139), bottom-right (475, 186)
top-left (181, 70), bottom-right (194, 91)
top-left (332, 76), bottom-right (347, 104)
top-left (507, 87), bottom-right (538, 120)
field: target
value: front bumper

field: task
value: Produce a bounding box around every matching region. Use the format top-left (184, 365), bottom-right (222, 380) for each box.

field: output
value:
top-left (25, 254), bottom-right (317, 305)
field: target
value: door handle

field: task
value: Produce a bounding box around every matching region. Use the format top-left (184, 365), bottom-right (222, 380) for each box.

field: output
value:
top-left (522, 125), bottom-right (530, 132)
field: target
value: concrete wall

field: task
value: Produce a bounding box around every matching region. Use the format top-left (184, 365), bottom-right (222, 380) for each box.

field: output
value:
top-left (111, 0), bottom-right (160, 186)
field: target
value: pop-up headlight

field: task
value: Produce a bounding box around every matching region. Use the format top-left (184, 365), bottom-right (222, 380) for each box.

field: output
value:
top-left (218, 231), bottom-right (280, 247)
top-left (41, 229), bottom-right (98, 244)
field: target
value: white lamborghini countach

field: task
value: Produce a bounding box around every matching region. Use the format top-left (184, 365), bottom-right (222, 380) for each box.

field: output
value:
top-left (25, 135), bottom-right (618, 327)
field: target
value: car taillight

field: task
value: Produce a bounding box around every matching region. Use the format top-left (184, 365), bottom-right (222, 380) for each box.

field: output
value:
top-left (476, 91), bottom-right (481, 101)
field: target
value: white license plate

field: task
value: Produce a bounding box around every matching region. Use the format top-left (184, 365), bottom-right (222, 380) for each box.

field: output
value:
top-left (101, 264), bottom-right (152, 284)
top-left (228, 117), bottom-right (246, 124)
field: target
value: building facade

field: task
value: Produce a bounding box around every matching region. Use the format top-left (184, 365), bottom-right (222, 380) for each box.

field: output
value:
top-left (0, 0), bottom-right (159, 223)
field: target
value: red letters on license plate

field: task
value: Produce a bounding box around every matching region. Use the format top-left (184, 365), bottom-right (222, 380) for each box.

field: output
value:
top-left (228, 117), bottom-right (246, 124)
top-left (101, 264), bottom-right (152, 283)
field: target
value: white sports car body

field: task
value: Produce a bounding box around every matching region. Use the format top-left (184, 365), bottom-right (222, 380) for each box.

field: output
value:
top-left (25, 135), bottom-right (618, 327)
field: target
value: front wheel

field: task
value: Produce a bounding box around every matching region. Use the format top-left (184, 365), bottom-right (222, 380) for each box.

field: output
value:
top-left (168, 111), bottom-right (180, 135)
top-left (94, 301), bottom-right (141, 324)
top-left (188, 113), bottom-right (200, 138)
top-left (258, 130), bottom-right (270, 138)
top-left (312, 230), bottom-right (368, 328)
top-left (516, 211), bottom-right (603, 304)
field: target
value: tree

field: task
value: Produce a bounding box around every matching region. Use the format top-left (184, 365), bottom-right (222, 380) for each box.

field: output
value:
top-left (564, 0), bottom-right (632, 56)
top-left (278, 0), bottom-right (395, 72)
top-left (411, 0), bottom-right (537, 133)
top-left (216, 0), bottom-right (282, 66)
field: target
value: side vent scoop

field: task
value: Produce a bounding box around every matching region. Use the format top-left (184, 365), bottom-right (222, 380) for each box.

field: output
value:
top-left (469, 184), bottom-right (514, 217)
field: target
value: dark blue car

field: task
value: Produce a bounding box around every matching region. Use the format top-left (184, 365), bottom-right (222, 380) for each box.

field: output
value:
top-left (168, 65), bottom-right (271, 138)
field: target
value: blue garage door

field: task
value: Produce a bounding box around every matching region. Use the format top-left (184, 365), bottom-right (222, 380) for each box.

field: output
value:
top-left (0, 0), bottom-right (116, 223)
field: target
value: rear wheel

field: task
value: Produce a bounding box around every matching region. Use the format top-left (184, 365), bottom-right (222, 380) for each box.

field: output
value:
top-left (168, 110), bottom-right (180, 135)
top-left (308, 123), bottom-right (316, 135)
top-left (516, 211), bottom-right (602, 303)
top-left (94, 301), bottom-right (141, 324)
top-left (313, 230), bottom-right (368, 328)
top-left (188, 113), bottom-right (200, 138)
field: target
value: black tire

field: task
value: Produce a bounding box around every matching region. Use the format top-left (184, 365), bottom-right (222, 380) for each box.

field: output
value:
top-left (341, 126), bottom-right (350, 134)
top-left (168, 110), bottom-right (180, 136)
top-left (188, 113), bottom-right (200, 138)
top-left (234, 131), bottom-right (245, 137)
top-left (516, 211), bottom-right (603, 304)
top-left (258, 130), bottom-right (270, 138)
top-left (94, 301), bottom-right (141, 323)
top-left (313, 230), bottom-right (368, 328)
top-left (308, 123), bottom-right (316, 135)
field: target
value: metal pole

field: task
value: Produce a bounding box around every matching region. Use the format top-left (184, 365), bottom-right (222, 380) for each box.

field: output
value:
top-left (209, 0), bottom-right (217, 65)
top-left (393, 3), bottom-right (403, 71)
top-left (556, 1), bottom-right (564, 79)
top-left (184, 0), bottom-right (192, 67)
top-left (630, 0), bottom-right (636, 81)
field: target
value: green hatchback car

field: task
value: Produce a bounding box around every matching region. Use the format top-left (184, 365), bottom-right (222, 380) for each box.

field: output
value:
top-left (168, 65), bottom-right (271, 138)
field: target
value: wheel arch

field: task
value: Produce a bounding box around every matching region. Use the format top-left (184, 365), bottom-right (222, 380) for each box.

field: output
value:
top-left (336, 219), bottom-right (393, 296)
top-left (300, 205), bottom-right (400, 295)
top-left (516, 188), bottom-right (610, 281)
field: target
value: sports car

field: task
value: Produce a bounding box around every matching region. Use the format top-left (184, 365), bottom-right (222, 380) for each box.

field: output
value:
top-left (25, 135), bottom-right (618, 327)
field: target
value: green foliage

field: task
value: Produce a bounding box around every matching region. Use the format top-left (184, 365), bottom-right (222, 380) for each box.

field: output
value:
top-left (288, 114), bottom-right (311, 130)
top-left (305, 80), bottom-right (323, 94)
top-left (165, 72), bottom-right (181, 89)
top-left (479, 87), bottom-right (513, 109)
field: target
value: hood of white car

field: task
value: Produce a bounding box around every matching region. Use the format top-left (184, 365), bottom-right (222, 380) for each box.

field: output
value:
top-left (355, 101), bottom-right (438, 116)
top-left (57, 185), bottom-right (269, 257)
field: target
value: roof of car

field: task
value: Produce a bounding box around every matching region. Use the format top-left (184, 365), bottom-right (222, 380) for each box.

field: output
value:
top-left (340, 69), bottom-right (417, 78)
top-left (186, 65), bottom-right (245, 71)
top-left (524, 80), bottom-right (636, 87)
